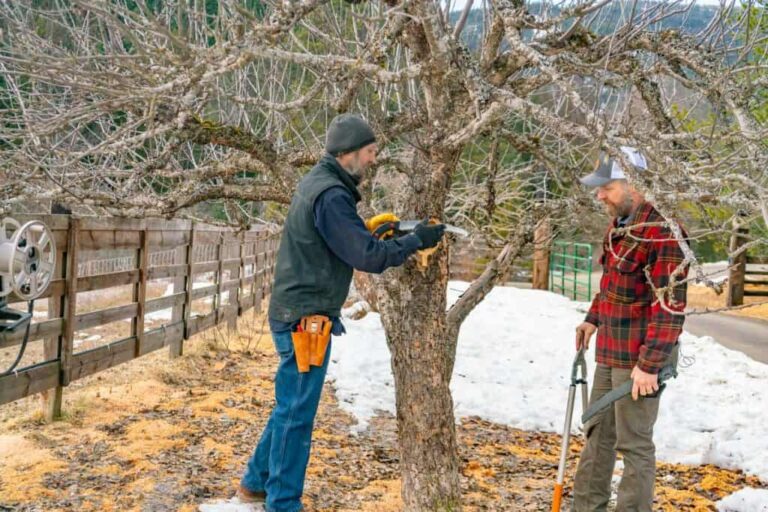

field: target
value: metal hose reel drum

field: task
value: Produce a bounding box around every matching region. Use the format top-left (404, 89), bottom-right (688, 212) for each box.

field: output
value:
top-left (0, 219), bottom-right (56, 301)
top-left (0, 218), bottom-right (57, 375)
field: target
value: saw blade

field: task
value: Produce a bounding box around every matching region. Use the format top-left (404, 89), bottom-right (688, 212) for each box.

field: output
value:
top-left (397, 220), bottom-right (469, 238)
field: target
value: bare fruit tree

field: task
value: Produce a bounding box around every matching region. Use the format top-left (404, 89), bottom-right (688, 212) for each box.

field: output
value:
top-left (1, 0), bottom-right (766, 509)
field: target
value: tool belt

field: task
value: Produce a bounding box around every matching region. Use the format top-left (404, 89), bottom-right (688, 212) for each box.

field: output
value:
top-left (291, 315), bottom-right (332, 373)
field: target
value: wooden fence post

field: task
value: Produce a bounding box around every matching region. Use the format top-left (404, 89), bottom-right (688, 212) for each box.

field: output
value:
top-left (133, 228), bottom-right (149, 357)
top-left (214, 234), bottom-right (224, 325)
top-left (41, 231), bottom-right (66, 421)
top-left (169, 242), bottom-right (187, 358)
top-left (253, 235), bottom-right (263, 313)
top-left (61, 217), bottom-right (79, 387)
top-left (182, 223), bottom-right (196, 343)
top-left (231, 232), bottom-right (245, 329)
top-left (727, 222), bottom-right (748, 307)
top-left (532, 218), bottom-right (551, 291)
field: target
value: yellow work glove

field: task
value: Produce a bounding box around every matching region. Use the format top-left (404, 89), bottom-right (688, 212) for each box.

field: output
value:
top-left (364, 212), bottom-right (400, 240)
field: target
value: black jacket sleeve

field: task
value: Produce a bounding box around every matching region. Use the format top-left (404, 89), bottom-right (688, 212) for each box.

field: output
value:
top-left (313, 187), bottom-right (421, 273)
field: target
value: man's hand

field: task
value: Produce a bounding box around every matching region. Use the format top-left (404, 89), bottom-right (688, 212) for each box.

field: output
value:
top-left (630, 366), bottom-right (659, 401)
top-left (413, 219), bottom-right (446, 249)
top-left (575, 322), bottom-right (597, 350)
top-left (365, 213), bottom-right (399, 240)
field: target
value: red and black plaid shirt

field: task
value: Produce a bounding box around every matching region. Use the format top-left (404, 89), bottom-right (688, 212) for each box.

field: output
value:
top-left (585, 201), bottom-right (688, 374)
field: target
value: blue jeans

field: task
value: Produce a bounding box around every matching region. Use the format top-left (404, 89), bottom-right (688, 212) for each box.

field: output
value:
top-left (240, 330), bottom-right (331, 512)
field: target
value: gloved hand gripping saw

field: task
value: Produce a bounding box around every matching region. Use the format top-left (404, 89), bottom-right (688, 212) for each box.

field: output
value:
top-left (365, 213), bottom-right (468, 269)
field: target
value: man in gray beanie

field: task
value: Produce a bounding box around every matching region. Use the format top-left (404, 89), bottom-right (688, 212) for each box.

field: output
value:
top-left (236, 113), bottom-right (446, 512)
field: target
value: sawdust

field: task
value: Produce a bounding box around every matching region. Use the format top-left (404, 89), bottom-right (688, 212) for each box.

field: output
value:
top-left (93, 463), bottom-right (123, 476)
top-left (656, 486), bottom-right (715, 511)
top-left (74, 378), bottom-right (173, 425)
top-left (464, 460), bottom-right (498, 480)
top-left (487, 441), bottom-right (560, 464)
top-left (0, 434), bottom-right (50, 467)
top-left (463, 459), bottom-right (500, 495)
top-left (203, 437), bottom-right (235, 469)
top-left (0, 434), bottom-right (66, 502)
top-left (337, 479), bottom-right (402, 511)
top-left (0, 434), bottom-right (71, 504)
top-left (112, 418), bottom-right (188, 463)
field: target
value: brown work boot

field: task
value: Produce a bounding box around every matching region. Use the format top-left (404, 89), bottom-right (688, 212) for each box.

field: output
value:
top-left (236, 485), bottom-right (266, 504)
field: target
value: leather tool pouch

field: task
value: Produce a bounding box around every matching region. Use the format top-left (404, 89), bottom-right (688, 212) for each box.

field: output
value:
top-left (291, 315), bottom-right (332, 373)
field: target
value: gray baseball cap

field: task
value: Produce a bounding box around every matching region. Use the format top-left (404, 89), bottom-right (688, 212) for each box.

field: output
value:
top-left (580, 146), bottom-right (648, 188)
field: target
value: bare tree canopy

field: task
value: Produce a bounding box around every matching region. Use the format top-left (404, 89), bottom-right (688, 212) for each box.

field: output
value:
top-left (1, 0), bottom-right (767, 509)
top-left (1, 0), bottom-right (766, 268)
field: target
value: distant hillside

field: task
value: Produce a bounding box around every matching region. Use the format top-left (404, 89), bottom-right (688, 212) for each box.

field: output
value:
top-left (454, 1), bottom-right (721, 50)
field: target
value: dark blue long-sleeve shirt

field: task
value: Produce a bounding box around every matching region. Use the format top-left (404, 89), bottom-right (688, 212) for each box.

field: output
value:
top-left (269, 185), bottom-right (422, 335)
top-left (313, 187), bottom-right (422, 272)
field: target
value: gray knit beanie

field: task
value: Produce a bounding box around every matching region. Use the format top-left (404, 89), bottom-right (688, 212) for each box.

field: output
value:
top-left (325, 114), bottom-right (377, 156)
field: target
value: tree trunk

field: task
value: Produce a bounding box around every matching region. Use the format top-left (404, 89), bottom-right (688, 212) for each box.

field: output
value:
top-left (373, 144), bottom-right (463, 509)
top-left (377, 245), bottom-right (461, 511)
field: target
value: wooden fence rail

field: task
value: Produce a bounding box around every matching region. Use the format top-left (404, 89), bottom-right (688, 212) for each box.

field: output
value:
top-left (76, 248), bottom-right (179, 276)
top-left (0, 215), bottom-right (279, 419)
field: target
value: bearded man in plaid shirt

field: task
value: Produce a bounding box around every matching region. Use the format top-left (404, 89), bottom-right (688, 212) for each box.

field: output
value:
top-left (572, 147), bottom-right (688, 512)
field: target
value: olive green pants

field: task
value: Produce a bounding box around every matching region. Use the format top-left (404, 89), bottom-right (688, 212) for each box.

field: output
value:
top-left (572, 348), bottom-right (677, 512)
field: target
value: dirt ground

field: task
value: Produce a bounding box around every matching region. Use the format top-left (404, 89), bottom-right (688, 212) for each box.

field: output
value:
top-left (0, 310), bottom-right (765, 512)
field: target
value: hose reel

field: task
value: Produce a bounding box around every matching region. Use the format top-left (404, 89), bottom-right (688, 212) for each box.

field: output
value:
top-left (0, 218), bottom-right (57, 375)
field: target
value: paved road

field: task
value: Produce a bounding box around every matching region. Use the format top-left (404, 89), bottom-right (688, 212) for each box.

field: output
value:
top-left (684, 313), bottom-right (768, 364)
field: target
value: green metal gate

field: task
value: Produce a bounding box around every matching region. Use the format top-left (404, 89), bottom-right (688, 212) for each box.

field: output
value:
top-left (549, 241), bottom-right (593, 301)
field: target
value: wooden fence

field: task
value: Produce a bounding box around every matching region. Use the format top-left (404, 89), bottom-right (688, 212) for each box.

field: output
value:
top-left (727, 224), bottom-right (768, 306)
top-left (77, 248), bottom-right (179, 276)
top-left (0, 215), bottom-right (279, 419)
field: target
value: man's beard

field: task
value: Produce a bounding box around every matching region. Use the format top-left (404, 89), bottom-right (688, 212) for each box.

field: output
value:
top-left (347, 155), bottom-right (367, 181)
top-left (605, 194), bottom-right (634, 218)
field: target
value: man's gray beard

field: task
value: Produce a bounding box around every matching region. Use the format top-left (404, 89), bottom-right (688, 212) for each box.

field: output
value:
top-left (605, 195), bottom-right (634, 218)
top-left (348, 158), bottom-right (365, 180)
top-left (615, 195), bottom-right (635, 218)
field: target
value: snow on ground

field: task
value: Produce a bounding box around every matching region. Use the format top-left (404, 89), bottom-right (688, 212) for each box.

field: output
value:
top-left (717, 488), bottom-right (768, 511)
top-left (699, 260), bottom-right (768, 285)
top-left (700, 261), bottom-right (731, 284)
top-left (146, 282), bottom-right (175, 322)
top-left (327, 281), bottom-right (768, 482)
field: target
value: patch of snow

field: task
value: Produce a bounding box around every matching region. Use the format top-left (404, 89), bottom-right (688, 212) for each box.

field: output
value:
top-left (146, 283), bottom-right (175, 321)
top-left (341, 300), bottom-right (371, 320)
top-left (327, 281), bottom-right (768, 481)
top-left (717, 488), bottom-right (768, 512)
